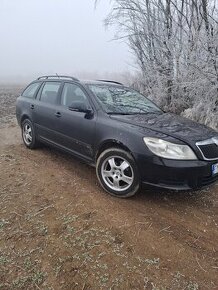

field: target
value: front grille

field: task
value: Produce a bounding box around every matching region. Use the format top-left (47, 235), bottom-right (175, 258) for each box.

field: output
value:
top-left (198, 143), bottom-right (218, 159)
top-left (196, 137), bottom-right (218, 160)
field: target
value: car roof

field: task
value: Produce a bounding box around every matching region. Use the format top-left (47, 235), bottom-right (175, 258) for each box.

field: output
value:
top-left (81, 80), bottom-right (124, 87)
top-left (34, 76), bottom-right (124, 87)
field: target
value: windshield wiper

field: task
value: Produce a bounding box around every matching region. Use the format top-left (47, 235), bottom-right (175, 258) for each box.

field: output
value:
top-left (107, 112), bottom-right (135, 115)
top-left (134, 111), bottom-right (163, 115)
top-left (107, 111), bottom-right (162, 115)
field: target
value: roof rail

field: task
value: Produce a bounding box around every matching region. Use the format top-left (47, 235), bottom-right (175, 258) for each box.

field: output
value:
top-left (37, 75), bottom-right (79, 82)
top-left (97, 80), bottom-right (123, 85)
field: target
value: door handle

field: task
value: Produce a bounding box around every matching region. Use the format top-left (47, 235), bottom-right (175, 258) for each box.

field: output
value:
top-left (30, 104), bottom-right (34, 110)
top-left (55, 112), bottom-right (61, 118)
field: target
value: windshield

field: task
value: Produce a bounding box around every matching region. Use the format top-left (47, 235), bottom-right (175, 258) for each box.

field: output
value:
top-left (88, 85), bottom-right (162, 115)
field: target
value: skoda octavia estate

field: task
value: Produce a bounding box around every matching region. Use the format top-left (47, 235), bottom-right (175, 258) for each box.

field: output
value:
top-left (16, 76), bottom-right (218, 197)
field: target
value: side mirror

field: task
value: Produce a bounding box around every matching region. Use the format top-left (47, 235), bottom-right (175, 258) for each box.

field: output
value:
top-left (68, 101), bottom-right (93, 118)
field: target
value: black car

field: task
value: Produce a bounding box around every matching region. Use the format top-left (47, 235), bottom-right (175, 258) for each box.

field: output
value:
top-left (16, 75), bottom-right (218, 197)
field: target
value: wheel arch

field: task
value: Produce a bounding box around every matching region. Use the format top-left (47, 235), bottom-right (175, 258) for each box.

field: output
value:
top-left (21, 114), bottom-right (31, 124)
top-left (95, 139), bottom-right (133, 161)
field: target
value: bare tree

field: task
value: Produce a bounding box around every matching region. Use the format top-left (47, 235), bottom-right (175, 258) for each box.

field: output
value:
top-left (96, 0), bottom-right (218, 128)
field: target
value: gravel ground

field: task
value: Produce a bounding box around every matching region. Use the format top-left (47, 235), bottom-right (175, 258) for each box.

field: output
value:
top-left (0, 85), bottom-right (23, 127)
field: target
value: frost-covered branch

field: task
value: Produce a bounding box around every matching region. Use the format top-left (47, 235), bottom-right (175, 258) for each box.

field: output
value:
top-left (96, 0), bottom-right (218, 129)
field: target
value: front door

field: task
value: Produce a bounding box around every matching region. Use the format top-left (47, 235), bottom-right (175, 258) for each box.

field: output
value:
top-left (54, 82), bottom-right (96, 159)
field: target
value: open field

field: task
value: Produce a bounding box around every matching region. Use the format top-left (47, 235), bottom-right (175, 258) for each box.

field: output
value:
top-left (0, 85), bottom-right (217, 289)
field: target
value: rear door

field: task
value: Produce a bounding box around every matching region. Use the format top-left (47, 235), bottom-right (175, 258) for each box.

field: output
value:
top-left (54, 82), bottom-right (96, 159)
top-left (33, 81), bottom-right (63, 144)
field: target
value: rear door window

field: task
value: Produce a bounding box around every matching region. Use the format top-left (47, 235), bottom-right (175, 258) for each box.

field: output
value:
top-left (22, 82), bottom-right (41, 99)
top-left (40, 82), bottom-right (61, 104)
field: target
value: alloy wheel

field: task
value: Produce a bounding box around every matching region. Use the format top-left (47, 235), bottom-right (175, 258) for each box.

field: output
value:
top-left (23, 123), bottom-right (32, 146)
top-left (101, 156), bottom-right (134, 191)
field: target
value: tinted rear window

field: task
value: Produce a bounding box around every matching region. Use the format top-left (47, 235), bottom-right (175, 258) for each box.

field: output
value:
top-left (22, 82), bottom-right (41, 98)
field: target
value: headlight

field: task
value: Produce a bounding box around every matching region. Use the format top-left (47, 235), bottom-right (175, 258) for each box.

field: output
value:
top-left (143, 137), bottom-right (197, 160)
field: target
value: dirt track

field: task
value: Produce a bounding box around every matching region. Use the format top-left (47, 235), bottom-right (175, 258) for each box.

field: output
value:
top-left (0, 86), bottom-right (218, 289)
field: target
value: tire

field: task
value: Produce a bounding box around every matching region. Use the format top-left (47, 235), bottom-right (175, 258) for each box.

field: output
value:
top-left (21, 119), bottom-right (39, 149)
top-left (96, 148), bottom-right (140, 198)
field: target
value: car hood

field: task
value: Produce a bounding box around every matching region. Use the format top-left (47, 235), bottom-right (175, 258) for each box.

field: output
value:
top-left (110, 112), bottom-right (217, 143)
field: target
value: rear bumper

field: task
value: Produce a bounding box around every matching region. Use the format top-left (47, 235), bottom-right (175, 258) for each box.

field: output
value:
top-left (134, 153), bottom-right (218, 190)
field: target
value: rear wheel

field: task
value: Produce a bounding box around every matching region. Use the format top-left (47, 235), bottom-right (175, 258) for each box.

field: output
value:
top-left (21, 119), bottom-right (39, 149)
top-left (96, 148), bottom-right (140, 198)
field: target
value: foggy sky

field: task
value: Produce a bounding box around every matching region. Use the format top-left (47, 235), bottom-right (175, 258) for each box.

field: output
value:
top-left (0, 0), bottom-right (132, 82)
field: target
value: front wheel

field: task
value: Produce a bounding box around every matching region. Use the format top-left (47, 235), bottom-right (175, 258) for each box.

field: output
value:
top-left (96, 148), bottom-right (140, 198)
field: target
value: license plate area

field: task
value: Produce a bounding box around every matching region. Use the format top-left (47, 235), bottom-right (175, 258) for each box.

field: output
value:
top-left (212, 163), bottom-right (218, 175)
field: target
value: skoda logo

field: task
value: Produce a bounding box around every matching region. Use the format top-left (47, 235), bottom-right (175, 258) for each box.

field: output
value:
top-left (212, 137), bottom-right (218, 146)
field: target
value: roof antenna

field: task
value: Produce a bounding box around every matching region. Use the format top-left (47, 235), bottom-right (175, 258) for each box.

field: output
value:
top-left (56, 73), bottom-right (60, 79)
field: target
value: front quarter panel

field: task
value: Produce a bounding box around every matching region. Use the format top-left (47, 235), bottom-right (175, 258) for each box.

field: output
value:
top-left (95, 114), bottom-right (165, 160)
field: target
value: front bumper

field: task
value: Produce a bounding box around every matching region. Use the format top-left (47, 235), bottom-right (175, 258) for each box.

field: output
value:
top-left (135, 153), bottom-right (218, 190)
